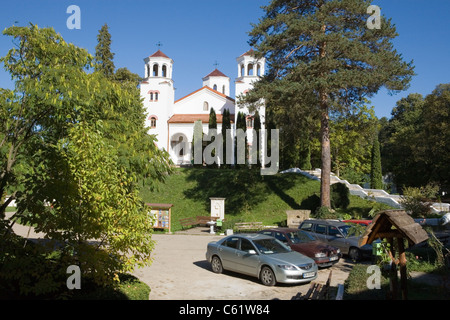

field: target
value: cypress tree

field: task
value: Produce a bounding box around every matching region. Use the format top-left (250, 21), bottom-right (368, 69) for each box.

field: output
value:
top-left (370, 137), bottom-right (383, 189)
top-left (95, 23), bottom-right (115, 78)
top-left (252, 111), bottom-right (261, 167)
top-left (222, 109), bottom-right (232, 167)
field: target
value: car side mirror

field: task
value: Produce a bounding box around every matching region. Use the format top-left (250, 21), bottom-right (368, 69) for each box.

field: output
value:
top-left (248, 250), bottom-right (257, 255)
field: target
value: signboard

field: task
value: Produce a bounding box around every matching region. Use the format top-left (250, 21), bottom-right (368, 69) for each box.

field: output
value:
top-left (146, 203), bottom-right (173, 233)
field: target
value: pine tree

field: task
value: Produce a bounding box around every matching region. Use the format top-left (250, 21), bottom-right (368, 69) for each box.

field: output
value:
top-left (95, 23), bottom-right (115, 78)
top-left (370, 137), bottom-right (383, 189)
top-left (243, 0), bottom-right (414, 207)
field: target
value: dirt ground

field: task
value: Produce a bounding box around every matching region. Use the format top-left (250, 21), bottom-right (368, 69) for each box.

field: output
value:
top-left (132, 229), bottom-right (355, 300)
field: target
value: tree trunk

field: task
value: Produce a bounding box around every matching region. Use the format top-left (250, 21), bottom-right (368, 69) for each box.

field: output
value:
top-left (319, 22), bottom-right (331, 208)
top-left (320, 91), bottom-right (331, 208)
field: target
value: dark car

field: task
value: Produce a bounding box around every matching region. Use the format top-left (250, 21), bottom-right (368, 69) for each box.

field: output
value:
top-left (259, 228), bottom-right (341, 268)
top-left (299, 219), bottom-right (372, 261)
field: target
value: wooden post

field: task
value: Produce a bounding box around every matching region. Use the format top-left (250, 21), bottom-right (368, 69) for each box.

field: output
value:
top-left (388, 237), bottom-right (398, 300)
top-left (397, 237), bottom-right (408, 300)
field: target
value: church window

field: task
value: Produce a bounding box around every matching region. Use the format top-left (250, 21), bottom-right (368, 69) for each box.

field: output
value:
top-left (150, 117), bottom-right (157, 128)
top-left (147, 65), bottom-right (150, 78)
top-left (240, 64), bottom-right (245, 77)
top-left (203, 101), bottom-right (209, 111)
top-left (148, 90), bottom-right (160, 102)
top-left (246, 116), bottom-right (254, 128)
top-left (257, 64), bottom-right (261, 76)
top-left (213, 84), bottom-right (218, 91)
top-left (153, 64), bottom-right (159, 77)
top-left (162, 65), bottom-right (167, 77)
top-left (222, 85), bottom-right (226, 94)
top-left (248, 63), bottom-right (254, 76)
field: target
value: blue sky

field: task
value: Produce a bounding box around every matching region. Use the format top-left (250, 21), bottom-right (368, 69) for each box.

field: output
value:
top-left (0, 0), bottom-right (449, 119)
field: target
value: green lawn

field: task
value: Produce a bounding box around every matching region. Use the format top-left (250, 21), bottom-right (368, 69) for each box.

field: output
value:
top-left (141, 167), bottom-right (391, 232)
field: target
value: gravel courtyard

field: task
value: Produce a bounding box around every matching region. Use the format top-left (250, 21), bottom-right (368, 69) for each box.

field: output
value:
top-left (133, 231), bottom-right (353, 300)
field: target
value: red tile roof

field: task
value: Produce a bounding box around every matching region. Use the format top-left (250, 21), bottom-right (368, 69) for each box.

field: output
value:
top-left (149, 50), bottom-right (170, 59)
top-left (174, 86), bottom-right (235, 104)
top-left (168, 113), bottom-right (234, 124)
top-left (239, 49), bottom-right (255, 57)
top-left (204, 68), bottom-right (228, 78)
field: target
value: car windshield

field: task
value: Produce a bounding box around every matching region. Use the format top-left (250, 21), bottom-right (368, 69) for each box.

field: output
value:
top-left (253, 238), bottom-right (290, 254)
top-left (338, 225), bottom-right (352, 237)
top-left (286, 230), bottom-right (316, 244)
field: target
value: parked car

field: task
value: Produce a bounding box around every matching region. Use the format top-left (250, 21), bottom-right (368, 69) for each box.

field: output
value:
top-left (298, 219), bottom-right (372, 261)
top-left (343, 219), bottom-right (372, 226)
top-left (258, 228), bottom-right (341, 267)
top-left (206, 233), bottom-right (318, 286)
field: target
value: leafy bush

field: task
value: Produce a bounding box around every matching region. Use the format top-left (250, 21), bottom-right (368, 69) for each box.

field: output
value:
top-left (400, 182), bottom-right (439, 218)
top-left (331, 183), bottom-right (350, 209)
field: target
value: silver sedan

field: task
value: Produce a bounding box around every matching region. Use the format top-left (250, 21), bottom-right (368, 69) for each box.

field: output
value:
top-left (206, 233), bottom-right (318, 286)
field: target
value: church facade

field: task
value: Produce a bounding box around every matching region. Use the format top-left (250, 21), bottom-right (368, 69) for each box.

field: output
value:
top-left (140, 49), bottom-right (266, 166)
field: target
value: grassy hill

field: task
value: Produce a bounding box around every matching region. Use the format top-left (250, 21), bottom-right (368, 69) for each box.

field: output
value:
top-left (141, 168), bottom-right (390, 232)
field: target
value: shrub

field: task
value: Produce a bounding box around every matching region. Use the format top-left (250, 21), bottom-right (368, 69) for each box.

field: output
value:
top-left (331, 183), bottom-right (350, 209)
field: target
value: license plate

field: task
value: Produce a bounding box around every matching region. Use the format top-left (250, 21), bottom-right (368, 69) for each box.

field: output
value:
top-left (330, 256), bottom-right (338, 261)
top-left (303, 272), bottom-right (315, 278)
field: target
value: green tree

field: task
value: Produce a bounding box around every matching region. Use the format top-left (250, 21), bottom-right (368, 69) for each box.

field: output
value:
top-left (0, 24), bottom-right (171, 292)
top-left (243, 0), bottom-right (414, 208)
top-left (221, 109), bottom-right (232, 167)
top-left (370, 137), bottom-right (383, 189)
top-left (252, 110), bottom-right (261, 168)
top-left (379, 93), bottom-right (426, 189)
top-left (95, 23), bottom-right (115, 78)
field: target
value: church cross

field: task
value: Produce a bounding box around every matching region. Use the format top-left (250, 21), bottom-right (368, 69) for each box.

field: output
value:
top-left (213, 61), bottom-right (219, 69)
top-left (156, 41), bottom-right (163, 49)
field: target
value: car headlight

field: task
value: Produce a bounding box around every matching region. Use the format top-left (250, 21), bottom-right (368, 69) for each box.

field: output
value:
top-left (315, 252), bottom-right (326, 258)
top-left (277, 264), bottom-right (297, 270)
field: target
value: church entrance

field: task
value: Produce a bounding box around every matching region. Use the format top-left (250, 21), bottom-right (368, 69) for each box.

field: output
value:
top-left (170, 133), bottom-right (190, 166)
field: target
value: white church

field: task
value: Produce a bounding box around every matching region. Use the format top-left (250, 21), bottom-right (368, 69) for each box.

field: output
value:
top-left (140, 49), bottom-right (266, 166)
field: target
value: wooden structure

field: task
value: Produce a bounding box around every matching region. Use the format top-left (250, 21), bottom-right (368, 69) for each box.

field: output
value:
top-left (292, 271), bottom-right (333, 300)
top-left (147, 203), bottom-right (173, 233)
top-left (179, 216), bottom-right (219, 229)
top-left (234, 222), bottom-right (263, 232)
top-left (360, 210), bottom-right (429, 300)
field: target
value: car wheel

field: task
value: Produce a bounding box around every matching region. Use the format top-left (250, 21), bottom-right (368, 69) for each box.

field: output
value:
top-left (211, 256), bottom-right (223, 274)
top-left (348, 247), bottom-right (361, 261)
top-left (260, 266), bottom-right (276, 286)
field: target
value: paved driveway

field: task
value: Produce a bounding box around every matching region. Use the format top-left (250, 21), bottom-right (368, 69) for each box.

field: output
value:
top-left (133, 233), bottom-right (353, 300)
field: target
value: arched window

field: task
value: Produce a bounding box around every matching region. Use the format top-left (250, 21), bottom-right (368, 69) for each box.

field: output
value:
top-left (147, 65), bottom-right (150, 78)
top-left (222, 85), bottom-right (226, 94)
top-left (257, 64), bottom-right (261, 76)
top-left (213, 84), bottom-right (218, 91)
top-left (240, 64), bottom-right (245, 77)
top-left (148, 90), bottom-right (160, 102)
top-left (203, 101), bottom-right (209, 111)
top-left (150, 117), bottom-right (157, 128)
top-left (248, 63), bottom-right (254, 76)
top-left (153, 64), bottom-right (159, 77)
top-left (246, 116), bottom-right (254, 128)
top-left (162, 65), bottom-right (167, 77)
